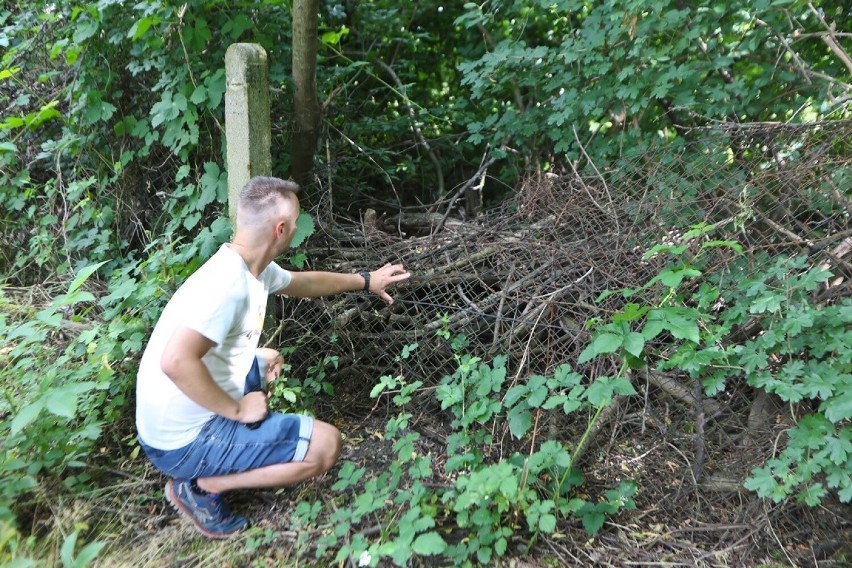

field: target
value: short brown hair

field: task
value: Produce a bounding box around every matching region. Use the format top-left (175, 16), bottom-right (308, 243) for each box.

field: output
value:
top-left (239, 176), bottom-right (300, 213)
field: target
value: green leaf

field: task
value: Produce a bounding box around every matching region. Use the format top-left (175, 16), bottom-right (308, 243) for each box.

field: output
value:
top-left (61, 531), bottom-right (79, 568)
top-left (542, 394), bottom-right (567, 410)
top-left (151, 92), bottom-right (180, 127)
top-left (10, 401), bottom-right (44, 436)
top-left (68, 261), bottom-right (108, 294)
top-left (585, 377), bottom-right (620, 407)
top-left (642, 310), bottom-right (665, 340)
top-left (578, 333), bottom-right (623, 364)
top-left (527, 375), bottom-right (548, 408)
top-left (436, 384), bottom-right (463, 410)
top-left (72, 17), bottom-right (99, 43)
top-left (744, 465), bottom-right (782, 500)
top-left (183, 212), bottom-right (201, 230)
top-left (799, 483), bottom-right (827, 506)
top-left (610, 376), bottom-right (637, 396)
top-left (46, 389), bottom-right (79, 419)
top-left (552, 364), bottom-right (582, 387)
top-left (539, 513), bottom-right (557, 533)
top-left (658, 267), bottom-right (702, 288)
top-left (642, 243), bottom-right (687, 260)
top-left (26, 101), bottom-right (62, 128)
top-left (321, 26), bottom-right (350, 46)
top-left (190, 84), bottom-right (208, 105)
top-left (822, 390), bottom-right (852, 423)
top-left (825, 435), bottom-right (852, 466)
top-left (290, 211), bottom-right (315, 248)
top-left (612, 303), bottom-right (650, 323)
top-left (562, 398), bottom-right (583, 414)
top-left (411, 531), bottom-right (446, 555)
top-left (196, 161), bottom-right (223, 208)
top-left (503, 384), bottom-right (527, 408)
top-left (581, 511), bottom-right (606, 535)
top-left (658, 307), bottom-right (701, 343)
top-left (749, 292), bottom-right (783, 314)
top-left (507, 405), bottom-right (532, 438)
top-left (205, 69), bottom-right (226, 109)
top-left (73, 540), bottom-right (106, 567)
top-left (128, 16), bottom-right (156, 40)
top-left (701, 240), bottom-right (743, 254)
top-left (0, 66), bottom-right (21, 81)
top-left (623, 332), bottom-right (645, 357)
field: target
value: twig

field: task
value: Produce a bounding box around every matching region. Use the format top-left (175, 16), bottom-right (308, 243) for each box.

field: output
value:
top-left (326, 122), bottom-right (402, 207)
top-left (508, 266), bottom-right (594, 342)
top-left (763, 500), bottom-right (796, 567)
top-left (666, 441), bottom-right (698, 490)
top-left (435, 153), bottom-right (496, 233)
top-left (808, 3), bottom-right (852, 76)
top-left (571, 126), bottom-right (621, 235)
top-left (571, 396), bottom-right (624, 465)
top-left (642, 369), bottom-right (722, 416)
top-left (375, 59), bottom-right (445, 201)
top-left (753, 18), bottom-right (813, 85)
top-left (692, 377), bottom-right (706, 483)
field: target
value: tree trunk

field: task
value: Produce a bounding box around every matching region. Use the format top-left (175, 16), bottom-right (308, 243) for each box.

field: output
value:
top-left (291, 0), bottom-right (321, 188)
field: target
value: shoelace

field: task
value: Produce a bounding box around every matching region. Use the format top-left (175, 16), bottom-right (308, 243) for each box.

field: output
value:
top-left (208, 493), bottom-right (223, 513)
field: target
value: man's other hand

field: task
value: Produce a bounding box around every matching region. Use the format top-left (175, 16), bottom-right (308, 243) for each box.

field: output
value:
top-left (237, 391), bottom-right (269, 423)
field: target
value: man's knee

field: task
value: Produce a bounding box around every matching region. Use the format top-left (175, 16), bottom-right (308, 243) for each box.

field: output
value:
top-left (308, 421), bottom-right (342, 473)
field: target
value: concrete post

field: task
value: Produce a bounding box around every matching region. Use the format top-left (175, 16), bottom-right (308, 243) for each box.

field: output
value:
top-left (225, 43), bottom-right (272, 223)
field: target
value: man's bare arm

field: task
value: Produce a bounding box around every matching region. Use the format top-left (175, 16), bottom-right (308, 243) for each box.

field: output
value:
top-left (160, 326), bottom-right (267, 423)
top-left (277, 263), bottom-right (410, 304)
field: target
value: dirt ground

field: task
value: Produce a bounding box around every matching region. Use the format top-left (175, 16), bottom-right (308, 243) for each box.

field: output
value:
top-left (75, 389), bottom-right (850, 568)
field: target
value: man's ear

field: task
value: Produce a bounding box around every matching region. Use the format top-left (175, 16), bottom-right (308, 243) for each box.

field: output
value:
top-left (275, 220), bottom-right (287, 239)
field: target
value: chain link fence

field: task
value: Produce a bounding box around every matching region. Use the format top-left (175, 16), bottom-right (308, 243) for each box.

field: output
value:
top-left (272, 119), bottom-right (850, 560)
top-left (278, 119), bottom-right (850, 405)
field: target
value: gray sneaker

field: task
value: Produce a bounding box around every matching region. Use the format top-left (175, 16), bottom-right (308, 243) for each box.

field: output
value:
top-left (165, 479), bottom-right (249, 538)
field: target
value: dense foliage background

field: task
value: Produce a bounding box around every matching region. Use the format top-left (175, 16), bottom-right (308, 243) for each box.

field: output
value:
top-left (1, 0), bottom-right (849, 565)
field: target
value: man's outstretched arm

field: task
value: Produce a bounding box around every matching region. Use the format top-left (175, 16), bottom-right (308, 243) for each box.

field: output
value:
top-left (277, 262), bottom-right (410, 304)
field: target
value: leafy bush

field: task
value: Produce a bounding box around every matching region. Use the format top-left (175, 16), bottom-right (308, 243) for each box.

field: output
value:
top-left (583, 228), bottom-right (851, 506)
top-left (455, 0), bottom-right (849, 173)
top-left (0, 218), bottom-right (234, 527)
top-left (310, 335), bottom-right (636, 567)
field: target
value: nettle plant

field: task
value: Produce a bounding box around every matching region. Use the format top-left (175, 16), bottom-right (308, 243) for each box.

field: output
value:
top-left (724, 256), bottom-right (851, 504)
top-left (268, 345), bottom-right (340, 414)
top-left (0, 263), bottom-right (128, 522)
top-left (0, 222), bottom-right (241, 526)
top-left (319, 327), bottom-right (637, 567)
top-left (586, 223), bottom-right (850, 505)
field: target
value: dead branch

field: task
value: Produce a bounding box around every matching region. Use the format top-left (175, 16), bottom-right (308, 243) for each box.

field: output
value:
top-left (808, 3), bottom-right (852, 77)
top-left (375, 59), bottom-right (445, 201)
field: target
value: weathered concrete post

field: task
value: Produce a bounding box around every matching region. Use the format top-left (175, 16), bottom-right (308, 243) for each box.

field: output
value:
top-left (225, 43), bottom-right (272, 223)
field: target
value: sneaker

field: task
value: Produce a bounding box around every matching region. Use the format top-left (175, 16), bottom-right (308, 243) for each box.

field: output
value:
top-left (165, 479), bottom-right (249, 538)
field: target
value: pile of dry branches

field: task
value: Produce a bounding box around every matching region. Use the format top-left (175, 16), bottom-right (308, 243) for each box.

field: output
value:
top-left (264, 120), bottom-right (851, 563)
top-left (274, 120), bottom-right (851, 396)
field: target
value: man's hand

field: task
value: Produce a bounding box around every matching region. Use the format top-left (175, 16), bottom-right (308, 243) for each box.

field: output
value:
top-left (257, 347), bottom-right (284, 384)
top-left (368, 263), bottom-right (411, 304)
top-left (237, 391), bottom-right (269, 424)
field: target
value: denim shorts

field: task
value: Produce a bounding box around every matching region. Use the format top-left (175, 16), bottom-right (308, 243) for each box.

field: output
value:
top-left (139, 358), bottom-right (313, 480)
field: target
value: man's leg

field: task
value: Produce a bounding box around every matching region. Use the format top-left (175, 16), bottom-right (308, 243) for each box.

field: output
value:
top-left (196, 419), bottom-right (342, 494)
top-left (158, 358), bottom-right (340, 537)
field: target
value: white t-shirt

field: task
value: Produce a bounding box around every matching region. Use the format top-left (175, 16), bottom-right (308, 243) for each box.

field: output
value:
top-left (135, 244), bottom-right (292, 450)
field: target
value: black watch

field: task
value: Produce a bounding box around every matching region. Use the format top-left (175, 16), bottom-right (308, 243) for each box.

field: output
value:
top-left (358, 271), bottom-right (370, 291)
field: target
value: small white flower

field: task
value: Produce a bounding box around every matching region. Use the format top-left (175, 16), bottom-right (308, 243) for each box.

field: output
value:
top-left (358, 551), bottom-right (372, 567)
